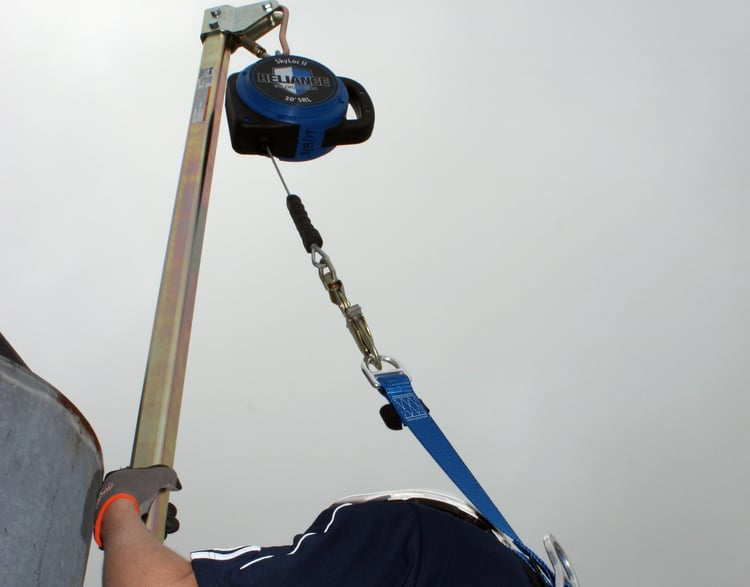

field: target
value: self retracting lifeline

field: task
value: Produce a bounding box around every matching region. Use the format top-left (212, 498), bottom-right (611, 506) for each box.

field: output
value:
top-left (224, 7), bottom-right (374, 160)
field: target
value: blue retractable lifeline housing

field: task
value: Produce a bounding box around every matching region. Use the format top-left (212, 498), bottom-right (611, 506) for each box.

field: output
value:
top-left (225, 54), bottom-right (375, 161)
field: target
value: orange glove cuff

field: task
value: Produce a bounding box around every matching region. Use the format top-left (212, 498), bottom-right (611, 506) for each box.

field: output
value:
top-left (94, 493), bottom-right (139, 549)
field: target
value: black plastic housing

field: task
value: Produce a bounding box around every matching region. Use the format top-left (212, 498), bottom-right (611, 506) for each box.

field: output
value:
top-left (225, 73), bottom-right (375, 160)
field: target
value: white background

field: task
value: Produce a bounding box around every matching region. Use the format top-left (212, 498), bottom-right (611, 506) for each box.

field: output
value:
top-left (2, 1), bottom-right (749, 585)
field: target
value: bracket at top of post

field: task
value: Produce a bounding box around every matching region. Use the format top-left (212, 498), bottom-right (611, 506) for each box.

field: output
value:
top-left (201, 2), bottom-right (282, 54)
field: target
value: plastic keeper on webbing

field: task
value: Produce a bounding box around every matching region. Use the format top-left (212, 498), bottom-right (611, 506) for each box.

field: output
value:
top-left (225, 54), bottom-right (375, 161)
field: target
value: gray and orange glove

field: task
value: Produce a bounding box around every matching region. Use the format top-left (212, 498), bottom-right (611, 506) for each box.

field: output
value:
top-left (93, 465), bottom-right (182, 548)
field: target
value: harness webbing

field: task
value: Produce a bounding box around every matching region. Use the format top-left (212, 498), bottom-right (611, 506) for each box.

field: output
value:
top-left (374, 371), bottom-right (556, 586)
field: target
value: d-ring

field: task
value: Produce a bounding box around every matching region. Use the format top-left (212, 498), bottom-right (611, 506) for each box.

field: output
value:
top-left (543, 534), bottom-right (579, 587)
top-left (361, 355), bottom-right (407, 389)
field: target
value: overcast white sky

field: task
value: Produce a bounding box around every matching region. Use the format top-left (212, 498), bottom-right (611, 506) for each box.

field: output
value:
top-left (2, 1), bottom-right (749, 585)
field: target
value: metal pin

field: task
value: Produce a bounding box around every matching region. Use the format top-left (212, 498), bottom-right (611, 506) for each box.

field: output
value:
top-left (266, 145), bottom-right (291, 196)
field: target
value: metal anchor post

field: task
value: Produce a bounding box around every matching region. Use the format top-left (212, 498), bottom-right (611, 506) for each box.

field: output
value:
top-left (130, 2), bottom-right (282, 540)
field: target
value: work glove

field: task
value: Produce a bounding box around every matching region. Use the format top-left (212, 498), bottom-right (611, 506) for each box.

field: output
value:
top-left (93, 465), bottom-right (182, 548)
top-left (151, 501), bottom-right (181, 537)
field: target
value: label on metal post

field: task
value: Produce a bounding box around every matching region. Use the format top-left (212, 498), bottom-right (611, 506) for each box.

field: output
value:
top-left (191, 66), bottom-right (215, 123)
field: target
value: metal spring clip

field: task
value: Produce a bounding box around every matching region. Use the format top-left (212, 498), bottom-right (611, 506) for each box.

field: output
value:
top-left (310, 245), bottom-right (382, 370)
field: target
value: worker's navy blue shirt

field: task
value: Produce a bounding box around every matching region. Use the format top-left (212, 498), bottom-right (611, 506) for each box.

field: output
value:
top-left (191, 500), bottom-right (537, 586)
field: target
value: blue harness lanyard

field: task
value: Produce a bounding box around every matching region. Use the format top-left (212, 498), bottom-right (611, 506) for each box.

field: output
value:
top-left (275, 188), bottom-right (578, 587)
top-left (363, 357), bottom-right (562, 586)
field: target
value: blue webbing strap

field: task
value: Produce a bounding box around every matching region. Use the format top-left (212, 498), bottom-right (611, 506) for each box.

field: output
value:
top-left (375, 371), bottom-right (555, 585)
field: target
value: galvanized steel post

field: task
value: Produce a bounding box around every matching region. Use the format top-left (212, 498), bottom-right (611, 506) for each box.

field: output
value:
top-left (130, 3), bottom-right (280, 540)
top-left (130, 28), bottom-right (233, 540)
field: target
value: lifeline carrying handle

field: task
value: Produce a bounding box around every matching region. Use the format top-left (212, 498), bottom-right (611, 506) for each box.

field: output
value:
top-left (322, 77), bottom-right (375, 148)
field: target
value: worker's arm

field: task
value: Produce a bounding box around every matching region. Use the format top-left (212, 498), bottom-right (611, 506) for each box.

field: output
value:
top-left (100, 498), bottom-right (197, 587)
top-left (94, 466), bottom-right (196, 587)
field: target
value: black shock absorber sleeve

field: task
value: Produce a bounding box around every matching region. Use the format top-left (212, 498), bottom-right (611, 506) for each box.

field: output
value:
top-left (286, 194), bottom-right (323, 253)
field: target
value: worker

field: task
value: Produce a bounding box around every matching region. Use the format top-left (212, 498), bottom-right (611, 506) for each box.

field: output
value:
top-left (94, 465), bottom-right (547, 586)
